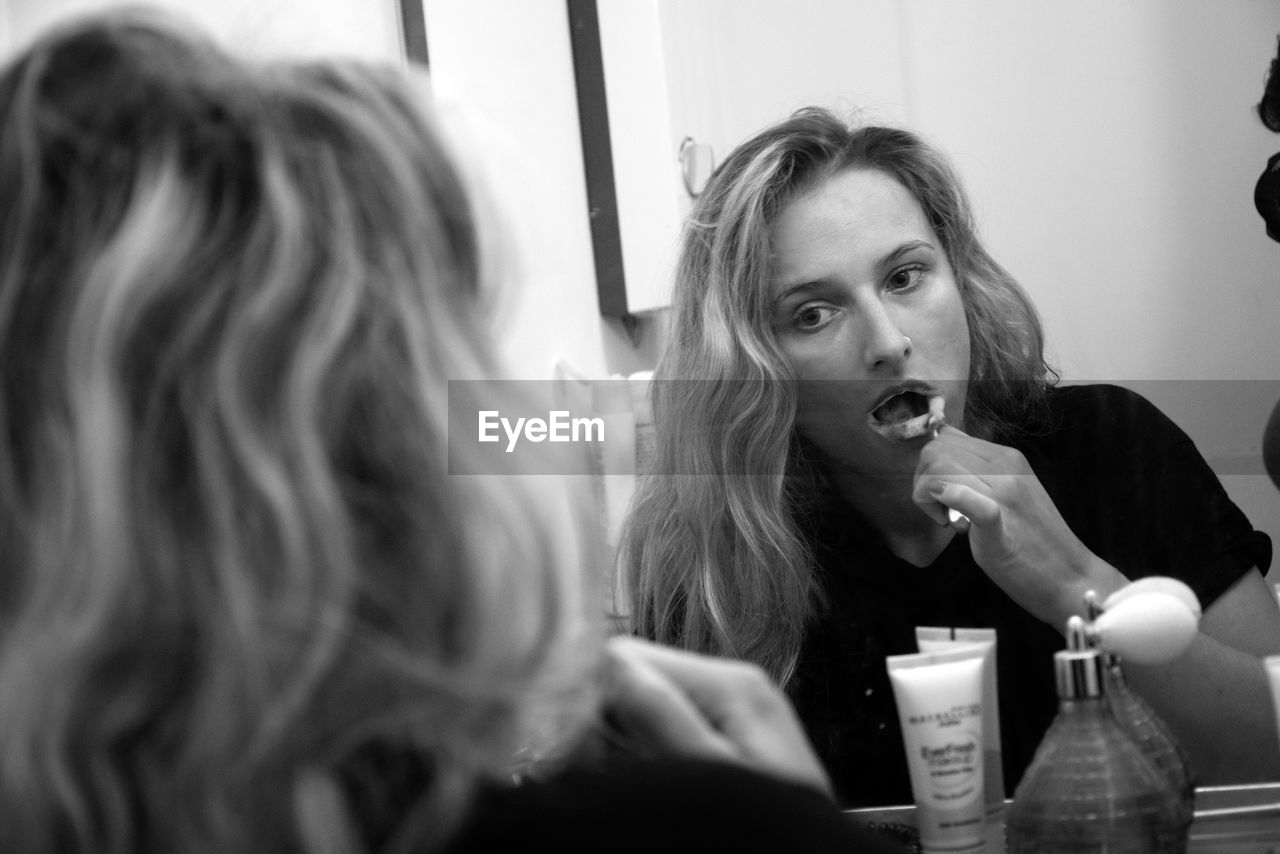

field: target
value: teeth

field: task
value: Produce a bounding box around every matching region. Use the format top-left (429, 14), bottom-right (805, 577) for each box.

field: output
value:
top-left (867, 391), bottom-right (944, 443)
top-left (868, 411), bottom-right (932, 441)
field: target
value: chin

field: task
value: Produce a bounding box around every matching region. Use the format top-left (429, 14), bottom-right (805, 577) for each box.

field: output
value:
top-left (808, 437), bottom-right (922, 478)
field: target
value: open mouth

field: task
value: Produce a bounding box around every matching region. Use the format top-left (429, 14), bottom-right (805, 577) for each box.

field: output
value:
top-left (867, 388), bottom-right (941, 442)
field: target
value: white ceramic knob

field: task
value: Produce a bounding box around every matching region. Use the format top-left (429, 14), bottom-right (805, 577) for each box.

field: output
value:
top-left (1101, 577), bottom-right (1202, 621)
top-left (1092, 590), bottom-right (1199, 665)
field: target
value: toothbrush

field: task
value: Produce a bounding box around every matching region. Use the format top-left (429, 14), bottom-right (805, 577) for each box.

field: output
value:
top-left (927, 396), bottom-right (971, 530)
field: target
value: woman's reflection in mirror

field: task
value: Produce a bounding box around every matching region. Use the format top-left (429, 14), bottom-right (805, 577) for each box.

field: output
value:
top-left (622, 107), bottom-right (1280, 807)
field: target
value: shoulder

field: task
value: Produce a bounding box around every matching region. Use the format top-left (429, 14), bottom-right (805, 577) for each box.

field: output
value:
top-left (1029, 384), bottom-right (1271, 598)
top-left (1023, 383), bottom-right (1187, 460)
top-left (442, 758), bottom-right (908, 854)
top-left (1044, 382), bottom-right (1171, 428)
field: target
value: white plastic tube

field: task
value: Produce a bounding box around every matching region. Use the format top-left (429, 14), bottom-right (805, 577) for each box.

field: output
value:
top-left (915, 626), bottom-right (1005, 850)
top-left (886, 646), bottom-right (987, 854)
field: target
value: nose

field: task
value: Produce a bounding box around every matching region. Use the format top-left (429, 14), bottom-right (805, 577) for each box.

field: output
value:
top-left (860, 303), bottom-right (911, 372)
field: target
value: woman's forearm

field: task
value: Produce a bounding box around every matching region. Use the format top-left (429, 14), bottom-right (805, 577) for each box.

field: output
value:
top-left (1125, 632), bottom-right (1280, 783)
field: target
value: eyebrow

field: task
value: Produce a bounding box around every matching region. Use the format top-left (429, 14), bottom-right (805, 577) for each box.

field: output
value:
top-left (881, 239), bottom-right (934, 267)
top-left (771, 239), bottom-right (936, 309)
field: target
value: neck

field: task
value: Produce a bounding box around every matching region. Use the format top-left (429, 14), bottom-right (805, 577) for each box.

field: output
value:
top-left (829, 470), bottom-right (954, 567)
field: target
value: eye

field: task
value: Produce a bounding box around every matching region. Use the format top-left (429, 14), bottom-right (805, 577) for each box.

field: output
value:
top-left (886, 263), bottom-right (927, 292)
top-left (792, 302), bottom-right (837, 332)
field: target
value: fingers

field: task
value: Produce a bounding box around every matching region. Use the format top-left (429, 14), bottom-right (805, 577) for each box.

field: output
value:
top-left (603, 638), bottom-right (738, 762)
top-left (913, 426), bottom-right (1023, 528)
top-left (913, 483), bottom-right (953, 527)
top-left (930, 481), bottom-right (1001, 526)
top-left (603, 637), bottom-right (834, 796)
top-left (912, 474), bottom-right (992, 529)
top-left (607, 638), bottom-right (790, 741)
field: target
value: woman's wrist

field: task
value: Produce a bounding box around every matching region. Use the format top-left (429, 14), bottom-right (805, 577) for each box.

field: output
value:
top-left (1050, 552), bottom-right (1128, 632)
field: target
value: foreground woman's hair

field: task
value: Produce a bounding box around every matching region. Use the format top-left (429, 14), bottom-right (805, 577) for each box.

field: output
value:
top-left (0, 12), bottom-right (598, 852)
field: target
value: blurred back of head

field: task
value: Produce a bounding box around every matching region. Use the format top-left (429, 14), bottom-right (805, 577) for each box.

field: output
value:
top-left (1259, 35), bottom-right (1280, 132)
top-left (0, 10), bottom-right (597, 853)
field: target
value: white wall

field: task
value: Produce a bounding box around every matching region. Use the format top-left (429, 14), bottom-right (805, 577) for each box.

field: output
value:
top-left (897, 0), bottom-right (1280, 554)
top-left (902, 0), bottom-right (1279, 383)
top-left (0, 3), bottom-right (11, 54)
top-left (422, 0), bottom-right (654, 381)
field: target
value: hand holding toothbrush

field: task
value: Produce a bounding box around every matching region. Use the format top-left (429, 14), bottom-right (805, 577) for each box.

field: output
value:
top-left (912, 413), bottom-right (1127, 628)
top-left (924, 396), bottom-right (971, 531)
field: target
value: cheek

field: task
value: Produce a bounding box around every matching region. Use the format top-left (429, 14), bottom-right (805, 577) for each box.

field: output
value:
top-left (777, 335), bottom-right (837, 384)
top-left (939, 286), bottom-right (972, 375)
top-left (951, 314), bottom-right (972, 375)
top-left (792, 410), bottom-right (854, 462)
top-left (793, 382), bottom-right (855, 446)
top-left (793, 380), bottom-right (847, 424)
top-left (791, 380), bottom-right (878, 460)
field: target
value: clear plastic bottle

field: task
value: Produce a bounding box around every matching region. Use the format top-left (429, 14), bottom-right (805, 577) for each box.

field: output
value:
top-left (1103, 655), bottom-right (1195, 850)
top-left (1083, 589), bottom-right (1196, 843)
top-left (1005, 617), bottom-right (1187, 853)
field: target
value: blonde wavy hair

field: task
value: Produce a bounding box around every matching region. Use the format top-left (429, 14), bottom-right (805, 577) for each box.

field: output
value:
top-left (622, 109), bottom-right (1053, 683)
top-left (0, 11), bottom-right (599, 853)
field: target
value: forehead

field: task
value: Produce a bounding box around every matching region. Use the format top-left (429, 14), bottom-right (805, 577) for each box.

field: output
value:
top-left (769, 168), bottom-right (934, 286)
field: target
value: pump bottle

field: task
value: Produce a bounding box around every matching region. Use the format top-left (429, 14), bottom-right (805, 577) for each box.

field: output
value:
top-left (1005, 616), bottom-right (1188, 853)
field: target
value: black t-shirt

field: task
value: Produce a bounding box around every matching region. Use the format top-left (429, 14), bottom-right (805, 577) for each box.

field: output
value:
top-left (787, 383), bottom-right (1272, 809)
top-left (342, 743), bottom-right (913, 852)
top-left (443, 758), bottom-right (913, 853)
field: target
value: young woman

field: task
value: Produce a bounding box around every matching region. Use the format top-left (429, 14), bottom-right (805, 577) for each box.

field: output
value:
top-left (623, 108), bottom-right (1280, 806)
top-left (0, 13), bottom-right (909, 853)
